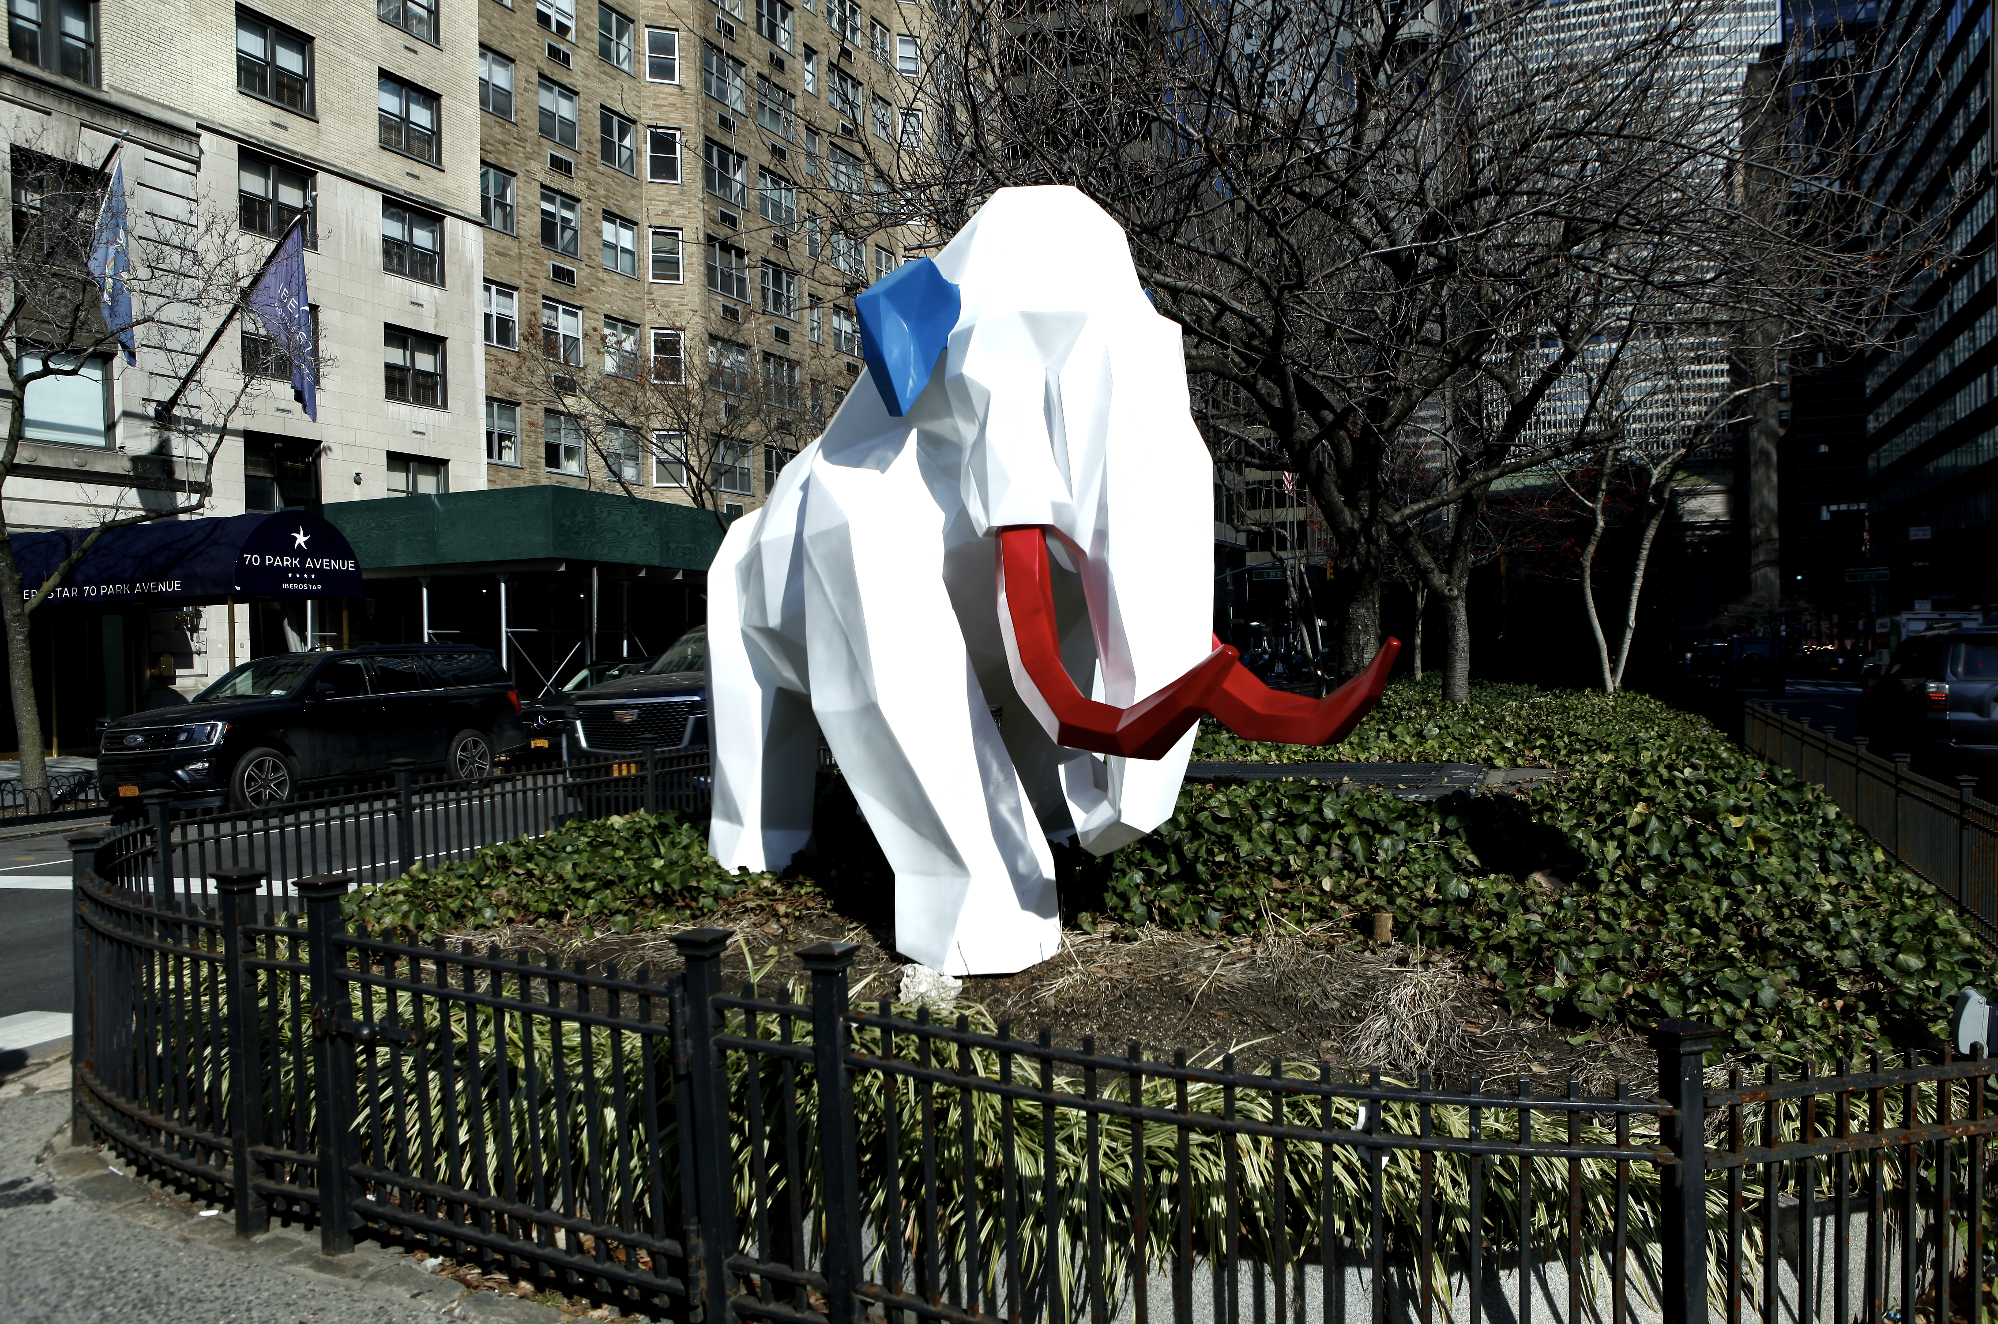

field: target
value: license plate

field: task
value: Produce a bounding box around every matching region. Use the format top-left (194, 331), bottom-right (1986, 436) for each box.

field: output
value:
top-left (117, 785), bottom-right (140, 798)
top-left (530, 738), bottom-right (549, 748)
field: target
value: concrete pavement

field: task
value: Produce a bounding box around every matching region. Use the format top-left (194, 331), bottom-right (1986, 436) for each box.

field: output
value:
top-left (0, 1045), bottom-right (571, 1324)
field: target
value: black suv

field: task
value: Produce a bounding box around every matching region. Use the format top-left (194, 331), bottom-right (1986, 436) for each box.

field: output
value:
top-left (566, 626), bottom-right (709, 757)
top-left (1859, 628), bottom-right (1998, 770)
top-left (98, 646), bottom-right (528, 810)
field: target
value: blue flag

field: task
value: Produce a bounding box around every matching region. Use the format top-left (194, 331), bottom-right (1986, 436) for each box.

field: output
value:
top-left (246, 223), bottom-right (317, 420)
top-left (88, 162), bottom-right (135, 366)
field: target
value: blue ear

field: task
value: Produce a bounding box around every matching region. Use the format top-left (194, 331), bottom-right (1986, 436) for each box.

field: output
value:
top-left (856, 257), bottom-right (960, 417)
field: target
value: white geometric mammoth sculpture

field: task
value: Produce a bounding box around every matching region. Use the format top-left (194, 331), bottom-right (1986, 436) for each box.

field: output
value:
top-left (707, 186), bottom-right (1399, 976)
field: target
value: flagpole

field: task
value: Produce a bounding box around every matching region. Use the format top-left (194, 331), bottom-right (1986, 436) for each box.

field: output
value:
top-left (152, 211), bottom-right (307, 426)
top-left (93, 130), bottom-right (130, 176)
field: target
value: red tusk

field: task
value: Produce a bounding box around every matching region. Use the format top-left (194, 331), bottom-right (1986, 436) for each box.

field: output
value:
top-left (1207, 633), bottom-right (1401, 745)
top-left (997, 527), bottom-right (1237, 759)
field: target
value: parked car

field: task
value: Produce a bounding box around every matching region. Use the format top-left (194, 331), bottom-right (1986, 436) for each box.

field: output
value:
top-left (564, 626), bottom-right (709, 759)
top-left (517, 656), bottom-right (657, 755)
top-left (97, 646), bottom-right (528, 812)
top-left (1858, 628), bottom-right (1998, 770)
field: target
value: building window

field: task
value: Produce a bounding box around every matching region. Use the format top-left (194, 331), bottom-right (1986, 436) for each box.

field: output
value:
top-left (605, 427), bottom-right (642, 482)
top-left (704, 139), bottom-right (747, 207)
top-left (238, 151), bottom-right (315, 246)
top-left (647, 127), bottom-right (681, 182)
top-left (601, 211), bottom-right (638, 275)
top-left (825, 141), bottom-right (863, 195)
top-left (539, 186), bottom-right (579, 255)
top-left (538, 77), bottom-right (579, 148)
top-left (483, 281), bottom-right (518, 349)
top-left (384, 327), bottom-right (446, 406)
top-left (709, 335), bottom-right (750, 396)
top-left (868, 18), bottom-right (889, 63)
top-left (382, 200), bottom-right (443, 285)
top-left (758, 168), bottom-right (796, 228)
top-left (702, 43), bottom-right (746, 110)
top-left (9, 0), bottom-right (95, 82)
top-left (542, 298), bottom-right (582, 364)
top-left (600, 107), bottom-right (637, 174)
top-left (604, 315), bottom-right (639, 377)
top-left (755, 75), bottom-right (794, 140)
top-left (598, 3), bottom-right (632, 70)
top-left (801, 45), bottom-right (817, 95)
top-left (875, 245), bottom-right (893, 282)
top-left (831, 304), bottom-right (859, 356)
top-left (242, 307), bottom-right (315, 379)
top-left (536, 0), bottom-right (573, 39)
top-left (760, 261), bottom-right (797, 318)
top-left (764, 443), bottom-right (795, 489)
top-left (378, 75), bottom-right (440, 164)
top-left (480, 164), bottom-right (516, 233)
top-left (652, 328), bottom-right (685, 382)
top-left (653, 432), bottom-right (685, 487)
top-left (755, 0), bottom-right (790, 50)
top-left (236, 10), bottom-right (309, 112)
top-left (243, 434), bottom-right (318, 509)
top-left (896, 33), bottom-right (917, 76)
top-left (870, 93), bottom-right (890, 140)
top-left (807, 294), bottom-right (821, 343)
top-left (899, 109), bottom-right (921, 150)
top-left (761, 352), bottom-right (798, 409)
top-left (827, 0), bottom-right (858, 43)
top-left (378, 0), bottom-right (436, 45)
top-left (645, 26), bottom-right (677, 80)
top-left (479, 47), bottom-right (514, 118)
top-left (13, 352), bottom-right (107, 445)
top-left (829, 66), bottom-right (860, 121)
top-left (712, 438), bottom-right (752, 493)
top-left (545, 411), bottom-right (584, 473)
top-left (486, 399), bottom-right (521, 465)
top-left (650, 227), bottom-right (683, 282)
top-left (707, 238), bottom-right (749, 302)
top-left (387, 452), bottom-right (447, 495)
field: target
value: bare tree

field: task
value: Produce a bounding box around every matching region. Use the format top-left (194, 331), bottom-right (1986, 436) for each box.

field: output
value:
top-left (1, 141), bottom-right (315, 804)
top-left (909, 0), bottom-right (1932, 700)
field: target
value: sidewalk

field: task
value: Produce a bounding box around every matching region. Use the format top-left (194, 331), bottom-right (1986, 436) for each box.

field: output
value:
top-left (0, 1045), bottom-right (570, 1324)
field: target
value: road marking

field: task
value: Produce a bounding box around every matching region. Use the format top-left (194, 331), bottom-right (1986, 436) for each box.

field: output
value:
top-left (0, 876), bottom-right (74, 891)
top-left (0, 861), bottom-right (66, 874)
top-left (0, 1010), bottom-right (68, 1051)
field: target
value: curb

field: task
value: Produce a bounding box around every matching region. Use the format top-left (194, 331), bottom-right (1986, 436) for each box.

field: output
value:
top-left (18, 1065), bottom-right (572, 1324)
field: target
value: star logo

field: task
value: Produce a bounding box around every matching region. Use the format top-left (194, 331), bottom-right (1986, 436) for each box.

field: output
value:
top-left (292, 526), bottom-right (310, 550)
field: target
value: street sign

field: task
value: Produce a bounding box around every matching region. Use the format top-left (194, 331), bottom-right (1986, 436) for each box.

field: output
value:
top-left (1846, 567), bottom-right (1890, 583)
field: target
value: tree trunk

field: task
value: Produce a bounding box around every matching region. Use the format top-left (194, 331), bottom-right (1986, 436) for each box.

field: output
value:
top-left (1578, 461), bottom-right (1616, 694)
top-left (1440, 590), bottom-right (1471, 702)
top-left (1610, 468), bottom-right (1679, 691)
top-left (0, 538), bottom-right (49, 805)
top-left (1411, 583), bottom-right (1427, 681)
top-left (1338, 568), bottom-right (1383, 678)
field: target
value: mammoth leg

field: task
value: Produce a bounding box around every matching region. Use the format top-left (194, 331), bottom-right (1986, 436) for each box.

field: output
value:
top-left (709, 527), bottom-right (817, 874)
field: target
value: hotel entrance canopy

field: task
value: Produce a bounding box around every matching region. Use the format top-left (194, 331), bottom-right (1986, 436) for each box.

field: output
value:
top-left (11, 511), bottom-right (363, 608)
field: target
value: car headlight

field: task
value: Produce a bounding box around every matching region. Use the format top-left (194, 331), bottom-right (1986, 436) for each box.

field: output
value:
top-left (173, 721), bottom-right (229, 747)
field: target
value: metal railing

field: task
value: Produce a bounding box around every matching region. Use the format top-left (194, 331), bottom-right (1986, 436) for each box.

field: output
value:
top-left (1743, 703), bottom-right (1998, 942)
top-left (96, 747), bottom-right (714, 906)
top-left (0, 768), bottom-right (105, 820)
top-left (69, 848), bottom-right (1998, 1324)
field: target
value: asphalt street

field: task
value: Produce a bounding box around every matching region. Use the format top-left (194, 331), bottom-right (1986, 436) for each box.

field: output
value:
top-left (0, 824), bottom-right (94, 1020)
top-left (1756, 679), bottom-right (1864, 743)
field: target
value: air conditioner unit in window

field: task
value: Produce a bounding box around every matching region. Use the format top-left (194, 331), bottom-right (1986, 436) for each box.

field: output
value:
top-left (768, 143), bottom-right (788, 161)
top-left (770, 233), bottom-right (788, 250)
top-left (716, 14), bottom-right (737, 39)
top-left (717, 209), bottom-right (740, 229)
top-left (550, 263), bottom-right (577, 285)
top-left (772, 326), bottom-right (791, 343)
top-left (844, 360), bottom-right (859, 375)
top-left (548, 153), bottom-right (574, 175)
top-left (768, 52), bottom-right (786, 70)
top-left (547, 42), bottom-right (572, 66)
top-left (720, 304), bottom-right (741, 322)
top-left (717, 113), bottom-right (737, 133)
top-left (553, 374), bottom-right (579, 394)
top-left (837, 45), bottom-right (852, 61)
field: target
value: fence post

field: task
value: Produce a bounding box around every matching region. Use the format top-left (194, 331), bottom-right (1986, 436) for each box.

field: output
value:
top-left (300, 873), bottom-right (358, 1255)
top-left (1650, 1019), bottom-right (1718, 1324)
top-left (67, 831), bottom-right (102, 1147)
top-left (644, 743), bottom-right (659, 815)
top-left (144, 790), bottom-right (174, 907)
top-left (390, 758), bottom-right (416, 879)
top-left (1893, 755), bottom-right (1909, 856)
top-left (673, 927), bottom-right (735, 1324)
top-left (800, 941), bottom-right (862, 1324)
top-left (1961, 776), bottom-right (1979, 910)
top-left (213, 867), bottom-right (270, 1237)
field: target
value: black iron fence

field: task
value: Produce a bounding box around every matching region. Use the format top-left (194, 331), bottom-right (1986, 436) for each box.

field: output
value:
top-left (71, 841), bottom-right (1998, 1324)
top-left (96, 748), bottom-right (713, 905)
top-left (1743, 703), bottom-right (1997, 943)
top-left (0, 767), bottom-right (105, 820)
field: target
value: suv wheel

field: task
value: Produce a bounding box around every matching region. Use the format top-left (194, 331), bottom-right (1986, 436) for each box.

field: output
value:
top-left (231, 748), bottom-right (295, 811)
top-left (447, 730), bottom-right (494, 782)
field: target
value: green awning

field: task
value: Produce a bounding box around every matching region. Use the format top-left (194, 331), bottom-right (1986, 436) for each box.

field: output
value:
top-left (324, 487), bottom-right (727, 577)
